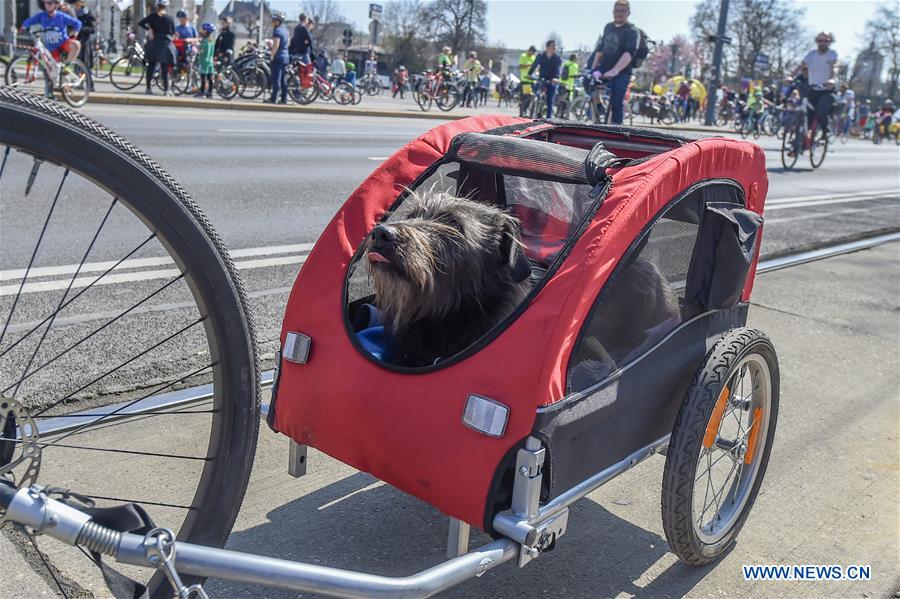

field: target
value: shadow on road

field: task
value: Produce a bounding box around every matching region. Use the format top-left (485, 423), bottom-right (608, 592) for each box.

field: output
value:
top-left (210, 471), bottom-right (717, 598)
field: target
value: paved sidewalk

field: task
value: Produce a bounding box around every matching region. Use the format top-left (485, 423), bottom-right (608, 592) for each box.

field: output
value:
top-left (0, 531), bottom-right (57, 598)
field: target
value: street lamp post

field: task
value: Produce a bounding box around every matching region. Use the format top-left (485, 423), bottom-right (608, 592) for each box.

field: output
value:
top-left (704, 0), bottom-right (730, 127)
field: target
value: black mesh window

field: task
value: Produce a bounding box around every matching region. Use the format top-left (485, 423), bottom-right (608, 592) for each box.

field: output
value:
top-left (566, 191), bottom-right (704, 393)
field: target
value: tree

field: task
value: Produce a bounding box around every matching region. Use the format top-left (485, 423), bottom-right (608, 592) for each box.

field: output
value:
top-left (865, 1), bottom-right (900, 99)
top-left (689, 0), bottom-right (808, 82)
top-left (423, 0), bottom-right (487, 55)
top-left (301, 0), bottom-right (347, 25)
top-left (384, 0), bottom-right (429, 71)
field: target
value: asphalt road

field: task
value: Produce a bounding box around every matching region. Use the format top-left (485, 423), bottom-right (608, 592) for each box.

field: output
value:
top-left (1, 105), bottom-right (898, 598)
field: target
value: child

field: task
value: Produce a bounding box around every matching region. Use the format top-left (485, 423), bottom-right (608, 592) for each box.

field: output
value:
top-left (196, 22), bottom-right (216, 98)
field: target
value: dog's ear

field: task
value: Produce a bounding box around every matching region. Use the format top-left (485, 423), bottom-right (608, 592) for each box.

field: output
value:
top-left (498, 216), bottom-right (532, 283)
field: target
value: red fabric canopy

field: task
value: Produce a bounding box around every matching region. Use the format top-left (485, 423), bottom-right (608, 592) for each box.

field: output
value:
top-left (272, 116), bottom-right (768, 527)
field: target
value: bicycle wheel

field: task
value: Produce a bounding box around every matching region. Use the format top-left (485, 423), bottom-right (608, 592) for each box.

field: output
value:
top-left (238, 65), bottom-right (268, 99)
top-left (416, 87), bottom-right (433, 111)
top-left (435, 83), bottom-right (459, 112)
top-left (0, 86), bottom-right (259, 598)
top-left (91, 55), bottom-right (110, 80)
top-left (365, 78), bottom-right (380, 96)
top-left (332, 81), bottom-right (355, 105)
top-left (109, 55), bottom-right (145, 90)
top-left (59, 59), bottom-right (91, 107)
top-left (809, 124), bottom-right (828, 168)
top-left (572, 96), bottom-right (589, 121)
top-left (215, 68), bottom-right (240, 100)
top-left (287, 73), bottom-right (318, 104)
top-left (170, 66), bottom-right (193, 96)
top-left (660, 108), bottom-right (677, 126)
top-left (352, 86), bottom-right (363, 105)
top-left (5, 55), bottom-right (51, 98)
top-left (780, 125), bottom-right (800, 170)
top-left (661, 329), bottom-right (778, 565)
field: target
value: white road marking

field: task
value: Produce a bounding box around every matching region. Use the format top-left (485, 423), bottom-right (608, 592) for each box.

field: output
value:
top-left (1, 242), bottom-right (315, 282)
top-left (0, 254), bottom-right (308, 296)
top-left (217, 128), bottom-right (410, 136)
top-left (767, 189), bottom-right (897, 204)
top-left (367, 156), bottom-right (389, 160)
top-left (766, 194), bottom-right (897, 211)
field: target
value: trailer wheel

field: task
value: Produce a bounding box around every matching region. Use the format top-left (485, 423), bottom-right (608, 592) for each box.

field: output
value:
top-left (661, 328), bottom-right (779, 565)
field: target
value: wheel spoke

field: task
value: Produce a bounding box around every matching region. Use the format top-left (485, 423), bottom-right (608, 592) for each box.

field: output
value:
top-left (31, 317), bottom-right (205, 418)
top-left (49, 362), bottom-right (214, 443)
top-left (0, 169), bottom-right (68, 349)
top-left (80, 495), bottom-right (194, 511)
top-left (9, 199), bottom-right (118, 398)
top-left (2, 274), bottom-right (186, 395)
top-left (0, 233), bottom-right (158, 359)
top-left (0, 145), bottom-right (9, 181)
top-left (27, 534), bottom-right (71, 599)
top-left (16, 438), bottom-right (207, 461)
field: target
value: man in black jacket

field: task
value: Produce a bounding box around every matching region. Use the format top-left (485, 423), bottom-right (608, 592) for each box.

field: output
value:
top-left (215, 16), bottom-right (235, 62)
top-left (528, 40), bottom-right (562, 118)
top-left (591, 0), bottom-right (639, 124)
top-left (288, 13), bottom-right (312, 62)
top-left (69, 0), bottom-right (94, 83)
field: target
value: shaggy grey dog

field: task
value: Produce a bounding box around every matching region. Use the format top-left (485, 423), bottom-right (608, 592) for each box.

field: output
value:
top-left (366, 191), bottom-right (533, 366)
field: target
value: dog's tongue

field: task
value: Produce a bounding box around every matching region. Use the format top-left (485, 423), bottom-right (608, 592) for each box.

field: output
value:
top-left (367, 251), bottom-right (390, 264)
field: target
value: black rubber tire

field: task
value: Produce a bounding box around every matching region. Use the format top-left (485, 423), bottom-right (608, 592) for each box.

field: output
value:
top-left (59, 58), bottom-right (91, 107)
top-left (661, 328), bottom-right (779, 566)
top-left (436, 83), bottom-right (460, 112)
top-left (780, 126), bottom-right (799, 170)
top-left (5, 55), bottom-right (52, 98)
top-left (110, 55), bottom-right (145, 90)
top-left (288, 73), bottom-right (318, 104)
top-left (0, 86), bottom-right (260, 598)
top-left (809, 125), bottom-right (828, 169)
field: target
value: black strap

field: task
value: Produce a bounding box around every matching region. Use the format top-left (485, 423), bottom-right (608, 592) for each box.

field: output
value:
top-left (584, 141), bottom-right (629, 185)
top-left (56, 493), bottom-right (156, 599)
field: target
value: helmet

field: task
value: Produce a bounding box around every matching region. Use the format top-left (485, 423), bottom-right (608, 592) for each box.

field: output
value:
top-left (399, 65), bottom-right (406, 70)
top-left (176, 10), bottom-right (186, 17)
top-left (763, 86), bottom-right (771, 93)
top-left (156, 0), bottom-right (169, 6)
top-left (886, 99), bottom-right (895, 107)
top-left (271, 9), bottom-right (286, 21)
top-left (201, 22), bottom-right (215, 34)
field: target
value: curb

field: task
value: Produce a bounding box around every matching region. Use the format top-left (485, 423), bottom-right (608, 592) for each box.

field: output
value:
top-left (86, 93), bottom-right (732, 134)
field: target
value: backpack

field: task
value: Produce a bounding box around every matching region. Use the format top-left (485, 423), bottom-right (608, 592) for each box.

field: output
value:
top-left (631, 25), bottom-right (650, 68)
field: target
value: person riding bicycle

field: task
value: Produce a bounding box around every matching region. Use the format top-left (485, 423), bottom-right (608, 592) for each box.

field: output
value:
top-left (795, 31), bottom-right (838, 135)
top-left (874, 99), bottom-right (896, 140)
top-left (518, 45), bottom-right (537, 117)
top-left (437, 46), bottom-right (453, 74)
top-left (590, 0), bottom-right (639, 125)
top-left (746, 88), bottom-right (771, 133)
top-left (837, 83), bottom-right (855, 136)
top-left (528, 39), bottom-right (562, 119)
top-left (556, 53), bottom-right (579, 117)
top-left (21, 0), bottom-right (82, 67)
top-left (462, 51), bottom-right (481, 107)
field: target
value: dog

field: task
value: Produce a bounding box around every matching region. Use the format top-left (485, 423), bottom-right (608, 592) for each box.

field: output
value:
top-left (366, 190), bottom-right (533, 366)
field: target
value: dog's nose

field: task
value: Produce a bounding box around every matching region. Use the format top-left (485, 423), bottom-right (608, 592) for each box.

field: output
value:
top-left (371, 224), bottom-right (397, 246)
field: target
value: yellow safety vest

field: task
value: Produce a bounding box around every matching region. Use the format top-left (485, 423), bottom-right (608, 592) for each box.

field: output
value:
top-left (560, 60), bottom-right (578, 92)
top-left (519, 52), bottom-right (536, 83)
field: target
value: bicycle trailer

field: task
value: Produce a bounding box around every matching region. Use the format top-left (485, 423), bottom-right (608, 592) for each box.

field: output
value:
top-left (267, 115), bottom-right (778, 564)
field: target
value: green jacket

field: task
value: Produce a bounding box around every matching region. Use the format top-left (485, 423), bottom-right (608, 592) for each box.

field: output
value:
top-left (560, 60), bottom-right (579, 91)
top-left (198, 37), bottom-right (215, 75)
top-left (519, 52), bottom-right (536, 83)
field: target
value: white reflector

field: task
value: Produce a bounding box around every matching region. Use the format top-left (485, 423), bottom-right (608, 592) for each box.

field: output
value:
top-left (462, 395), bottom-right (509, 438)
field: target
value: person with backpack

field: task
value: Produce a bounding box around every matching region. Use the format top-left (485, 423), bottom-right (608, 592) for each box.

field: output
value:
top-left (590, 0), bottom-right (645, 124)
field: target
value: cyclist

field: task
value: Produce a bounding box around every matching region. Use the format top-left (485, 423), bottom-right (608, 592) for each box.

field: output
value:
top-left (837, 83), bottom-right (855, 136)
top-left (21, 0), bottom-right (82, 68)
top-left (139, 0), bottom-right (177, 96)
top-left (590, 0), bottom-right (639, 125)
top-left (392, 65), bottom-right (408, 99)
top-left (874, 99), bottom-right (896, 142)
top-left (462, 51), bottom-right (481, 107)
top-left (194, 22), bottom-right (215, 99)
top-left (556, 53), bottom-right (579, 118)
top-left (173, 10), bottom-right (197, 73)
top-left (437, 46), bottom-right (453, 73)
top-left (796, 31), bottom-right (838, 135)
top-left (528, 39), bottom-right (562, 119)
top-left (745, 88), bottom-right (771, 135)
top-left (214, 17), bottom-right (234, 63)
top-left (332, 52), bottom-right (346, 81)
top-left (265, 9), bottom-right (289, 104)
top-left (345, 55), bottom-right (357, 87)
top-left (518, 45), bottom-right (536, 117)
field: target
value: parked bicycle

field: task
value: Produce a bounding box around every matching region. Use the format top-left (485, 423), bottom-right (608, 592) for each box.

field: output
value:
top-left (109, 32), bottom-right (146, 91)
top-left (415, 69), bottom-right (459, 112)
top-left (287, 60), bottom-right (354, 105)
top-left (5, 26), bottom-right (90, 107)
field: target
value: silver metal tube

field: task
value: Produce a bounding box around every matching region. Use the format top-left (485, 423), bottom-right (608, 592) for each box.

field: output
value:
top-left (492, 435), bottom-right (670, 544)
top-left (114, 533), bottom-right (517, 599)
top-left (5, 487), bottom-right (91, 545)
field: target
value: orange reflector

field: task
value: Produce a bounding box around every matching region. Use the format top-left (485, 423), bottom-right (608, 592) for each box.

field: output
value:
top-left (703, 385), bottom-right (730, 449)
top-left (744, 407), bottom-right (763, 464)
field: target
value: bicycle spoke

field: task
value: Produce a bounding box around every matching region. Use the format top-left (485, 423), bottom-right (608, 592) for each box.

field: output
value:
top-left (0, 233), bottom-right (157, 359)
top-left (0, 169), bottom-right (68, 349)
top-left (16, 438), bottom-right (207, 461)
top-left (81, 495), bottom-right (195, 511)
top-left (31, 317), bottom-right (205, 418)
top-left (35, 408), bottom-right (215, 419)
top-left (9, 199), bottom-right (118, 399)
top-left (50, 362), bottom-right (214, 443)
top-left (28, 534), bottom-right (71, 599)
top-left (2, 274), bottom-right (186, 394)
top-left (0, 145), bottom-right (9, 181)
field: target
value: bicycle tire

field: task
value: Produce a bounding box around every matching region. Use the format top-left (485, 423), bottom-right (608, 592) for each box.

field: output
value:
top-left (0, 86), bottom-right (259, 598)
top-left (780, 124), bottom-right (799, 170)
top-left (238, 65), bottom-right (267, 99)
top-left (661, 109), bottom-right (677, 126)
top-left (332, 81), bottom-right (355, 105)
top-left (110, 55), bottom-right (145, 90)
top-left (59, 58), bottom-right (91, 107)
top-left (288, 73), bottom-right (318, 104)
top-left (216, 68), bottom-right (240, 100)
top-left (809, 125), bottom-right (828, 169)
top-left (5, 55), bottom-right (52, 98)
top-left (435, 83), bottom-right (459, 112)
top-left (416, 89), bottom-right (433, 111)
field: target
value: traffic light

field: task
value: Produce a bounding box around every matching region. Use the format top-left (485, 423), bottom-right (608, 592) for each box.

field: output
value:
top-left (343, 28), bottom-right (353, 47)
